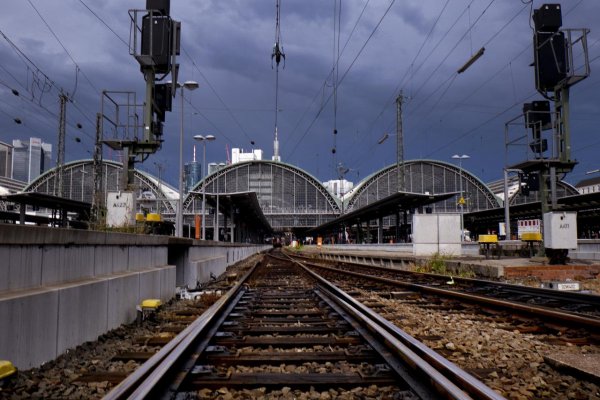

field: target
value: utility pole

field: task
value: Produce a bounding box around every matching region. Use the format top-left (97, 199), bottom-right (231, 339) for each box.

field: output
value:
top-left (56, 92), bottom-right (67, 198)
top-left (396, 91), bottom-right (404, 192)
top-left (92, 113), bottom-right (103, 221)
top-left (396, 91), bottom-right (408, 242)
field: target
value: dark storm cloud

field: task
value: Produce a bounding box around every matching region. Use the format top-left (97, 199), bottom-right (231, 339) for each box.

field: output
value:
top-left (1, 1), bottom-right (600, 186)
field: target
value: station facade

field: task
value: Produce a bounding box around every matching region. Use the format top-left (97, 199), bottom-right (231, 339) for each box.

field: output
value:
top-left (9, 158), bottom-right (592, 242)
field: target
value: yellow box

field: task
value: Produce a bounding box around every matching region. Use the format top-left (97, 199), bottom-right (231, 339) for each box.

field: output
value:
top-left (521, 232), bottom-right (542, 241)
top-left (146, 213), bottom-right (161, 222)
top-left (135, 213), bottom-right (145, 222)
top-left (141, 299), bottom-right (162, 309)
top-left (0, 360), bottom-right (16, 379)
top-left (478, 234), bottom-right (498, 243)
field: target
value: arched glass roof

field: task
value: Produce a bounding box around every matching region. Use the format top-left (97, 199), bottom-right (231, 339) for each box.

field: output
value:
top-left (24, 159), bottom-right (177, 213)
top-left (183, 160), bottom-right (341, 230)
top-left (346, 160), bottom-right (500, 213)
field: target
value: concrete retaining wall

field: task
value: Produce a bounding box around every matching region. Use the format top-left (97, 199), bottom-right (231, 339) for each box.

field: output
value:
top-left (181, 243), bottom-right (271, 288)
top-left (0, 225), bottom-right (175, 369)
top-left (570, 239), bottom-right (600, 261)
top-left (0, 224), bottom-right (269, 370)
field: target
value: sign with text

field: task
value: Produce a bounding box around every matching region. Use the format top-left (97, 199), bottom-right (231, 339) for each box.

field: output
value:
top-left (106, 191), bottom-right (136, 227)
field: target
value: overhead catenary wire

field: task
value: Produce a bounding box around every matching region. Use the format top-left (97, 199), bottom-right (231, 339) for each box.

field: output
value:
top-left (403, 0), bottom-right (589, 163)
top-left (346, 0), bottom-right (456, 169)
top-left (409, 1), bottom-right (528, 118)
top-left (352, 1), bottom-right (532, 171)
top-left (0, 29), bottom-right (96, 149)
top-left (283, 0), bottom-right (371, 154)
top-left (359, 0), bottom-right (464, 146)
top-left (77, 0), bottom-right (129, 48)
top-left (181, 49), bottom-right (255, 146)
top-left (331, 0), bottom-right (342, 168)
top-left (27, 0), bottom-right (101, 96)
top-left (286, 0), bottom-right (396, 162)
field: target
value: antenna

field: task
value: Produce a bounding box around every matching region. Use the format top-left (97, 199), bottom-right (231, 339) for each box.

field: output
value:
top-left (271, 0), bottom-right (285, 162)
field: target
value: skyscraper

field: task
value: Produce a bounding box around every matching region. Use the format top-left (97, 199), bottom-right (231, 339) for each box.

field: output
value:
top-left (184, 161), bottom-right (201, 193)
top-left (11, 138), bottom-right (53, 183)
top-left (184, 145), bottom-right (202, 194)
top-left (0, 141), bottom-right (13, 178)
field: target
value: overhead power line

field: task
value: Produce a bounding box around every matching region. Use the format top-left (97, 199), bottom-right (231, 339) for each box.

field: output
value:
top-left (283, 0), bottom-right (372, 155)
top-left (77, 0), bottom-right (129, 48)
top-left (286, 0), bottom-right (396, 161)
top-left (27, 0), bottom-right (100, 96)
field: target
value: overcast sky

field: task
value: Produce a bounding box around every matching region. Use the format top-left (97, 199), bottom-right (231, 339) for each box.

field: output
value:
top-left (1, 0), bottom-right (599, 189)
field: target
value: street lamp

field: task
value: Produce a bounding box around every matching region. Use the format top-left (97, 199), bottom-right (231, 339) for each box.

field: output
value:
top-left (194, 134), bottom-right (216, 240)
top-left (452, 154), bottom-right (470, 241)
top-left (171, 80), bottom-right (199, 237)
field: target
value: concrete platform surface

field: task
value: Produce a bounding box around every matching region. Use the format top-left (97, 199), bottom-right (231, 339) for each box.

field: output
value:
top-left (297, 245), bottom-right (600, 280)
top-left (544, 353), bottom-right (600, 383)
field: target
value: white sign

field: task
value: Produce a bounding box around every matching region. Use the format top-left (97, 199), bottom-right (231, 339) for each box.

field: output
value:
top-left (543, 212), bottom-right (577, 249)
top-left (106, 191), bottom-right (136, 227)
top-left (517, 219), bottom-right (541, 239)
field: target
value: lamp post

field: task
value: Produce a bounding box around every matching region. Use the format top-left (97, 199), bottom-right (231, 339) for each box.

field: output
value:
top-left (452, 154), bottom-right (470, 241)
top-left (173, 80), bottom-right (199, 237)
top-left (194, 134), bottom-right (216, 240)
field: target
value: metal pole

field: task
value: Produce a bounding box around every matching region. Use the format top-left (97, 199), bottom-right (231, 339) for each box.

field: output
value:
top-left (202, 141), bottom-right (207, 240)
top-left (213, 171), bottom-right (219, 242)
top-left (459, 158), bottom-right (464, 242)
top-left (57, 93), bottom-right (67, 197)
top-left (177, 88), bottom-right (184, 237)
top-left (396, 92), bottom-right (404, 192)
top-left (503, 168), bottom-right (510, 240)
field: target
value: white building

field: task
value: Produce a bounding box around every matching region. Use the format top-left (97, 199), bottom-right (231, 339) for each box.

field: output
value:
top-left (323, 179), bottom-right (354, 199)
top-left (575, 176), bottom-right (600, 194)
top-left (231, 148), bottom-right (263, 164)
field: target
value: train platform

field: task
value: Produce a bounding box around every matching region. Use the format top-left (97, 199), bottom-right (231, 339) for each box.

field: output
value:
top-left (295, 244), bottom-right (600, 281)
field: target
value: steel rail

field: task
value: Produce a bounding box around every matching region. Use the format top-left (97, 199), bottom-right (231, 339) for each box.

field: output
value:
top-left (103, 260), bottom-right (259, 400)
top-left (287, 252), bottom-right (600, 306)
top-left (313, 288), bottom-right (472, 400)
top-left (289, 257), bottom-right (504, 400)
top-left (298, 259), bottom-right (600, 330)
top-left (286, 253), bottom-right (600, 308)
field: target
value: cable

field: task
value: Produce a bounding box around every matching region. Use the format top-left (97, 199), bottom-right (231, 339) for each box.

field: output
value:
top-left (27, 0), bottom-right (101, 96)
top-left (75, 0), bottom-right (251, 152)
top-left (77, 0), bottom-right (129, 48)
top-left (181, 48), bottom-right (255, 145)
top-left (351, 2), bottom-right (529, 172)
top-left (286, 0), bottom-right (396, 161)
top-left (425, 90), bottom-right (538, 159)
top-left (410, 0), bottom-right (496, 103)
top-left (408, 0), bottom-right (600, 162)
top-left (410, 2), bottom-right (528, 119)
top-left (282, 0), bottom-right (371, 159)
top-left (362, 0), bottom-right (465, 143)
top-left (182, 95), bottom-right (234, 145)
top-left (331, 0), bottom-right (342, 165)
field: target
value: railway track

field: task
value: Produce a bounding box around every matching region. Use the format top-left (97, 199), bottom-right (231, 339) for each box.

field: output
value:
top-left (105, 252), bottom-right (502, 399)
top-left (285, 252), bottom-right (600, 332)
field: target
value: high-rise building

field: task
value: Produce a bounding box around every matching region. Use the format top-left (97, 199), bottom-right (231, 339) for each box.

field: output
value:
top-left (0, 141), bottom-right (13, 178)
top-left (323, 179), bottom-right (354, 199)
top-left (11, 138), bottom-right (53, 183)
top-left (184, 161), bottom-right (201, 193)
top-left (208, 162), bottom-right (227, 175)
